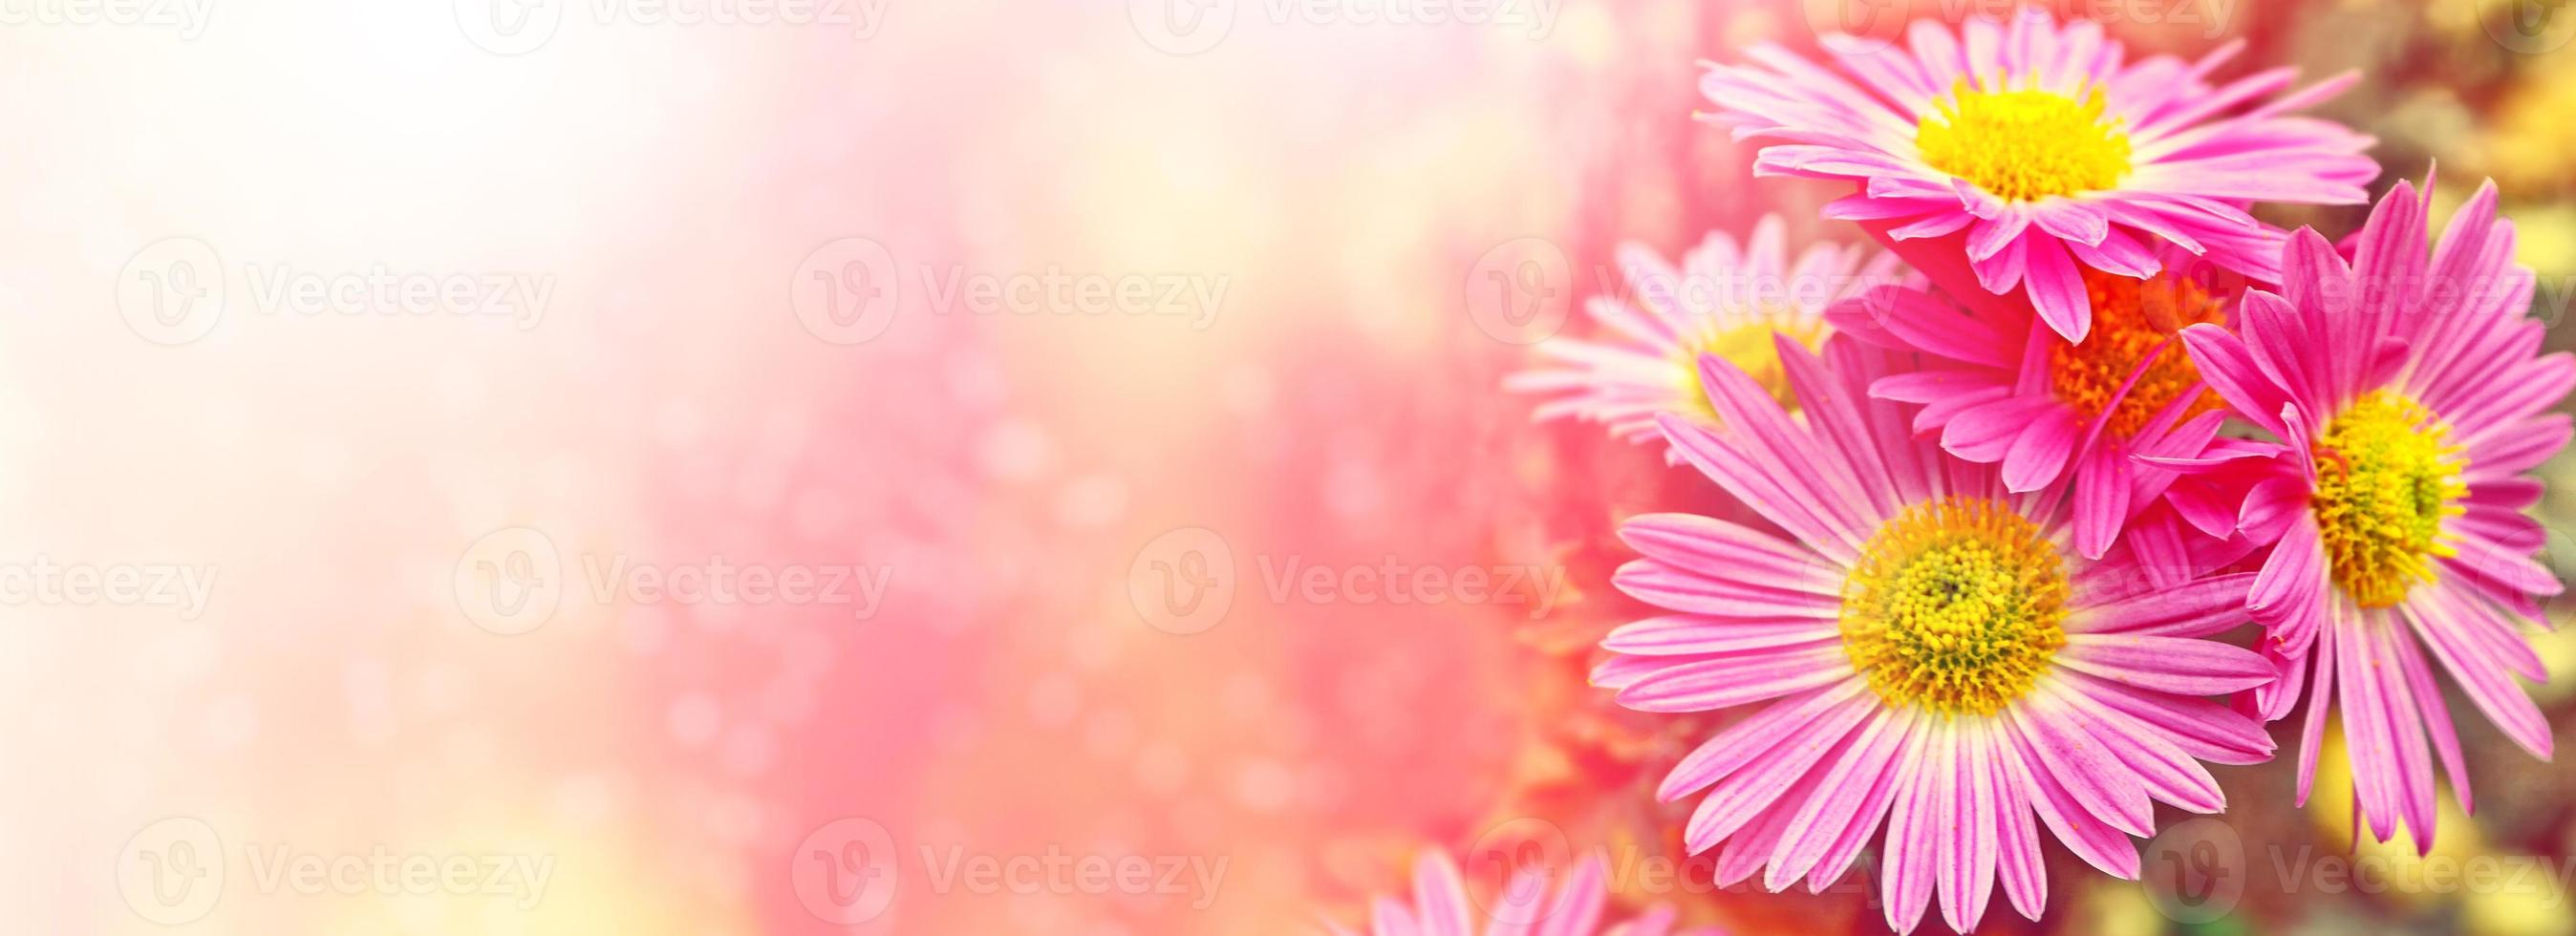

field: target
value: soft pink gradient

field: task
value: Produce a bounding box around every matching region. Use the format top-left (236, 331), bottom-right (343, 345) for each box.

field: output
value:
top-left (4, 1), bottom-right (1695, 932)
top-left (10, 1), bottom-right (2569, 934)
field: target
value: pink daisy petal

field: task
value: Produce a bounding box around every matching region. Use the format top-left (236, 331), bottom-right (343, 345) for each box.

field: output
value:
top-left (1410, 854), bottom-right (1473, 936)
top-left (2071, 572), bottom-right (2254, 638)
top-left (1657, 678), bottom-right (1872, 802)
top-left (1705, 8), bottom-right (2371, 330)
top-left (1878, 725), bottom-right (1944, 933)
top-left (2059, 633), bottom-right (2275, 695)
top-left (1989, 727), bottom-right (2049, 921)
top-left (2169, 171), bottom-right (2569, 847)
top-left (2010, 702), bottom-right (2155, 837)
top-left (1595, 331), bottom-right (2294, 933)
top-left (1508, 216), bottom-right (1891, 452)
top-left (2001, 716), bottom-right (2141, 879)
top-left (1765, 707), bottom-right (1917, 890)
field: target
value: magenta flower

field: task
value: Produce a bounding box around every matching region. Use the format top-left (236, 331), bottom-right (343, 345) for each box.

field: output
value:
top-left (2172, 174), bottom-right (2572, 846)
top-left (1827, 258), bottom-right (2242, 557)
top-left (1702, 8), bottom-right (2375, 342)
top-left (1595, 337), bottom-right (2275, 933)
top-left (1326, 851), bottom-right (1718, 936)
top-left (1508, 215), bottom-right (1902, 449)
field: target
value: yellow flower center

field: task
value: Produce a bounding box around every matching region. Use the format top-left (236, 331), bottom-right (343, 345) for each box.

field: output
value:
top-left (2046, 268), bottom-right (2226, 438)
top-left (2312, 392), bottom-right (2469, 608)
top-left (1917, 81), bottom-right (2134, 202)
top-left (1673, 316), bottom-right (1830, 422)
top-left (1839, 497), bottom-right (2070, 716)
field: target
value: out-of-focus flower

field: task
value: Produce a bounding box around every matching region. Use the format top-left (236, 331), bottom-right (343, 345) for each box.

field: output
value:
top-left (1593, 337), bottom-right (2276, 933)
top-left (2172, 172), bottom-right (2573, 847)
top-left (1701, 8), bottom-right (2376, 341)
top-left (1322, 851), bottom-right (1719, 936)
top-left (1827, 256), bottom-right (2249, 556)
top-left (1507, 215), bottom-right (1900, 452)
top-left (2486, 74), bottom-right (2576, 196)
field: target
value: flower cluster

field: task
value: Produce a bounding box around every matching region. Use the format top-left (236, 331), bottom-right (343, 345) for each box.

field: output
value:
top-left (1478, 8), bottom-right (2566, 935)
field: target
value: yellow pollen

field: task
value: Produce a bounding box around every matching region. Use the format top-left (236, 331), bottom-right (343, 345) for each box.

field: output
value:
top-left (2046, 268), bottom-right (2227, 438)
top-left (1839, 496), bottom-right (2069, 716)
top-left (2312, 392), bottom-right (2468, 608)
top-left (1917, 80), bottom-right (2134, 202)
top-left (1674, 315), bottom-right (1830, 422)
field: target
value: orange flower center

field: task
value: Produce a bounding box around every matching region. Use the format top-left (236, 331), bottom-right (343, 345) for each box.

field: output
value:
top-left (2046, 269), bottom-right (2226, 439)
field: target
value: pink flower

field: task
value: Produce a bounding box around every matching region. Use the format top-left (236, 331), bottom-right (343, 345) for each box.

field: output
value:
top-left (1596, 336), bottom-right (2276, 933)
top-left (2173, 173), bottom-right (2573, 847)
top-left (1702, 8), bottom-right (2375, 342)
top-left (1827, 256), bottom-right (2247, 557)
top-left (1327, 852), bottom-right (1717, 936)
top-left (1508, 215), bottom-right (1901, 450)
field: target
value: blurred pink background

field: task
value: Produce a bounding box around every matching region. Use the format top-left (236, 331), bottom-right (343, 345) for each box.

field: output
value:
top-left (6, 0), bottom-right (2574, 933)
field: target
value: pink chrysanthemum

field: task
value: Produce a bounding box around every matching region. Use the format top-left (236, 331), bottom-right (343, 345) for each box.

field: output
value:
top-left (1827, 257), bottom-right (2246, 557)
top-left (2171, 173), bottom-right (2572, 846)
top-left (1596, 337), bottom-right (2276, 933)
top-left (1326, 852), bottom-right (1717, 936)
top-left (1508, 215), bottom-right (1901, 449)
top-left (1702, 8), bottom-right (2376, 342)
